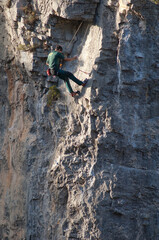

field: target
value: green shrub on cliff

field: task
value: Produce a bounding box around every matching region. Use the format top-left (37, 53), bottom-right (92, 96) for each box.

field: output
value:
top-left (150, 0), bottom-right (159, 4)
top-left (47, 86), bottom-right (61, 106)
top-left (17, 43), bottom-right (40, 52)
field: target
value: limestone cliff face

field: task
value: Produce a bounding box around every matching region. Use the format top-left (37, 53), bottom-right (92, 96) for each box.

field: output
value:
top-left (0, 0), bottom-right (159, 239)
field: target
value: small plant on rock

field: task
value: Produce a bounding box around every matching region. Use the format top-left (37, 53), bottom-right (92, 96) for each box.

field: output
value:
top-left (21, 5), bottom-right (32, 15)
top-left (150, 0), bottom-right (159, 4)
top-left (17, 43), bottom-right (40, 52)
top-left (24, 11), bottom-right (38, 25)
top-left (21, 4), bottom-right (38, 25)
top-left (47, 86), bottom-right (61, 107)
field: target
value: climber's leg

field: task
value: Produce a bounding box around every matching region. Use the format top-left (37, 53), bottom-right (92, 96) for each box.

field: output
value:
top-left (56, 71), bottom-right (73, 93)
top-left (58, 69), bottom-right (83, 85)
top-left (65, 78), bottom-right (74, 93)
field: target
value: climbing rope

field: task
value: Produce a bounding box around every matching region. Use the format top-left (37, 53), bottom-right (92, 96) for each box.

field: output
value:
top-left (67, 21), bottom-right (83, 50)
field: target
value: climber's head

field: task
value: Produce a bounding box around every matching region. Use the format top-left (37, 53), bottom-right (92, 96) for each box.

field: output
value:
top-left (55, 45), bottom-right (63, 53)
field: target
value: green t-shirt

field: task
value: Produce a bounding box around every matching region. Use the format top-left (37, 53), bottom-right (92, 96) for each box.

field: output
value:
top-left (46, 50), bottom-right (64, 70)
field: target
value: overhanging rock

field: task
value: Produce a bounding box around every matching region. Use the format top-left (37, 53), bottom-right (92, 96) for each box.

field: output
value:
top-left (37, 0), bottom-right (100, 22)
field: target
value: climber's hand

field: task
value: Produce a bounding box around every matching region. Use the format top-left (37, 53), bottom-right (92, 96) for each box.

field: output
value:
top-left (64, 56), bottom-right (78, 61)
top-left (74, 56), bottom-right (78, 60)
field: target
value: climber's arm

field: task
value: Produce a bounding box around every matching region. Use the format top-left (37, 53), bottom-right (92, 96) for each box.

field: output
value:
top-left (64, 56), bottom-right (78, 62)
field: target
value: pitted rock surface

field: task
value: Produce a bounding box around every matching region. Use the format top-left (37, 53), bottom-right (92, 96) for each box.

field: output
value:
top-left (0, 0), bottom-right (159, 239)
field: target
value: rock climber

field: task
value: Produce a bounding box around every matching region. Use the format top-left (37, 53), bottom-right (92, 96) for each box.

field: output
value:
top-left (46, 45), bottom-right (88, 97)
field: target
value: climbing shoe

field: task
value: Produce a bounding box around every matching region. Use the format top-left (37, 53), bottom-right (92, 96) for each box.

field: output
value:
top-left (71, 91), bottom-right (80, 97)
top-left (82, 79), bottom-right (88, 87)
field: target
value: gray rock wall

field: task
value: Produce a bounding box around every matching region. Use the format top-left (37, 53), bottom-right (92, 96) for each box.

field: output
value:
top-left (0, 0), bottom-right (159, 239)
top-left (37, 0), bottom-right (100, 21)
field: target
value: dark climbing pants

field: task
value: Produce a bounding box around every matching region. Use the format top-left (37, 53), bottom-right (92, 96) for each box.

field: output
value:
top-left (57, 69), bottom-right (83, 93)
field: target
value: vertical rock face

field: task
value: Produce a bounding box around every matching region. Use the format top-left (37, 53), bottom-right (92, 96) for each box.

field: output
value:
top-left (0, 0), bottom-right (159, 239)
top-left (37, 0), bottom-right (100, 21)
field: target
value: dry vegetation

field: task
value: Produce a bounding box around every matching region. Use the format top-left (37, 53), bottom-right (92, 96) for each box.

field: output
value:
top-left (17, 43), bottom-right (40, 52)
top-left (21, 5), bottom-right (38, 25)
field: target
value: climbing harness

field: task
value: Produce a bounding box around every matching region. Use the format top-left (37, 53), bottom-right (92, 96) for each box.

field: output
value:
top-left (47, 68), bottom-right (51, 76)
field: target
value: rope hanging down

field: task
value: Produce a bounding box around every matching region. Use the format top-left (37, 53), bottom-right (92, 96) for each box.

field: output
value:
top-left (66, 21), bottom-right (91, 77)
top-left (67, 21), bottom-right (83, 50)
